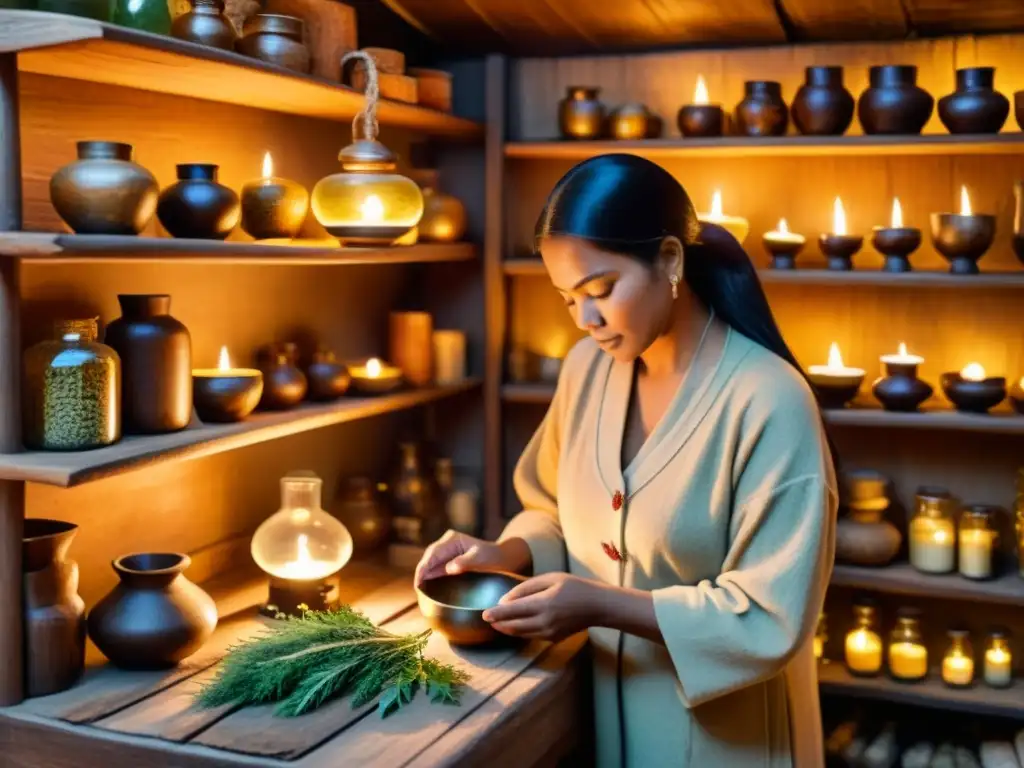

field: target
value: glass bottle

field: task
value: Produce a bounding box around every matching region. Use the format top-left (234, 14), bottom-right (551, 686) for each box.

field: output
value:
top-left (112, 0), bottom-right (171, 33)
top-left (983, 629), bottom-right (1013, 688)
top-left (908, 491), bottom-right (956, 574)
top-left (888, 610), bottom-right (928, 682)
top-left (958, 506), bottom-right (998, 580)
top-left (844, 603), bottom-right (883, 676)
top-left (436, 458), bottom-right (479, 535)
top-left (390, 442), bottom-right (446, 546)
top-left (23, 331), bottom-right (121, 451)
top-left (814, 612), bottom-right (828, 662)
top-left (941, 629), bottom-right (974, 688)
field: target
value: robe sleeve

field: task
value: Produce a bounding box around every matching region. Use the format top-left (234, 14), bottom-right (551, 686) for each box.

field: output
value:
top-left (650, 377), bottom-right (838, 709)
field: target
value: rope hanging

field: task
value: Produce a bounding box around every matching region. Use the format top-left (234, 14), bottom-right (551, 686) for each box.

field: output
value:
top-left (341, 51), bottom-right (380, 142)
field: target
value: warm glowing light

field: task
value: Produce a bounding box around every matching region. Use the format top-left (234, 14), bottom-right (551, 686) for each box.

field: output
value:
top-left (710, 190), bottom-right (723, 219)
top-left (779, 218), bottom-right (790, 234)
top-left (899, 342), bottom-right (908, 357)
top-left (833, 197), bottom-right (847, 236)
top-left (271, 534), bottom-right (335, 580)
top-left (881, 341), bottom-right (925, 366)
top-left (366, 357), bottom-right (382, 378)
top-left (961, 362), bottom-right (986, 381)
top-left (960, 186), bottom-right (972, 217)
top-left (360, 194), bottom-right (385, 223)
top-left (827, 342), bottom-right (844, 369)
top-left (694, 75), bottom-right (709, 105)
top-left (809, 342), bottom-right (864, 376)
top-left (262, 152), bottom-right (273, 180)
top-left (217, 345), bottom-right (231, 371)
top-left (891, 197), bottom-right (903, 228)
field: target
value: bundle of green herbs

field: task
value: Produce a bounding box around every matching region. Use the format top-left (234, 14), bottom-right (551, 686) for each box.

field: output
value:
top-left (197, 606), bottom-right (470, 717)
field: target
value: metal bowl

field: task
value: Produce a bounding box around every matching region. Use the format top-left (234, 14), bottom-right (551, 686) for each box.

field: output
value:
top-left (416, 571), bottom-right (524, 646)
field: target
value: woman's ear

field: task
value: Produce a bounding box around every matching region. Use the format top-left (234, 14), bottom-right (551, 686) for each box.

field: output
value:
top-left (658, 236), bottom-right (684, 285)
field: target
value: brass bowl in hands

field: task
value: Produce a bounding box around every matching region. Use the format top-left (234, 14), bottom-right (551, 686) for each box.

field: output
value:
top-left (416, 571), bottom-right (524, 646)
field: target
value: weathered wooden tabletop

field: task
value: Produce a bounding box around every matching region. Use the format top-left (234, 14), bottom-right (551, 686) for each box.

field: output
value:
top-left (0, 561), bottom-right (589, 768)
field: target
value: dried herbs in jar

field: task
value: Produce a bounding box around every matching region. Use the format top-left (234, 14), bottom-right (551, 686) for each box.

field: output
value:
top-left (23, 331), bottom-right (121, 451)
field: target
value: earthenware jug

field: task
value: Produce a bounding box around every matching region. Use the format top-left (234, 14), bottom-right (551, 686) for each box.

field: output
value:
top-left (259, 351), bottom-right (308, 409)
top-left (858, 65), bottom-right (934, 135)
top-left (734, 81), bottom-right (788, 137)
top-left (157, 163), bottom-right (240, 240)
top-left (792, 66), bottom-right (854, 136)
top-left (938, 67), bottom-right (1009, 134)
top-left (171, 0), bottom-right (237, 49)
top-left (236, 14), bottom-right (310, 73)
top-left (306, 348), bottom-right (351, 401)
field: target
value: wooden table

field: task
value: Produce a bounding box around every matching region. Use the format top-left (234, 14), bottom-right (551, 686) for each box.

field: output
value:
top-left (0, 561), bottom-right (589, 767)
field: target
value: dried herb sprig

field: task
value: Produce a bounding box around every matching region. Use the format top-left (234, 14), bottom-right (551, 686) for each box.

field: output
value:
top-left (197, 605), bottom-right (470, 718)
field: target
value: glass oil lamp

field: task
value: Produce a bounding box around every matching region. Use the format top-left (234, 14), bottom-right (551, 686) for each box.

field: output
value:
top-left (814, 612), bottom-right (828, 662)
top-left (251, 471), bottom-right (354, 617)
top-left (908, 491), bottom-right (956, 575)
top-left (983, 629), bottom-right (1013, 688)
top-left (844, 603), bottom-right (883, 676)
top-left (958, 505), bottom-right (998, 580)
top-left (888, 609), bottom-right (928, 682)
top-left (941, 628), bottom-right (975, 688)
top-left (311, 51), bottom-right (423, 246)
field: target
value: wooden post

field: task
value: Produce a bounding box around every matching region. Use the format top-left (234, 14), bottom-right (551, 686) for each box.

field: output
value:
top-left (0, 51), bottom-right (25, 707)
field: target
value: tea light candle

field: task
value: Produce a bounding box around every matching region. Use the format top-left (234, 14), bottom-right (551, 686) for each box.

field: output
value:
top-left (845, 627), bottom-right (883, 675)
top-left (807, 342), bottom-right (865, 408)
top-left (697, 190), bottom-right (750, 244)
top-left (763, 218), bottom-right (806, 269)
top-left (879, 341), bottom-right (924, 367)
top-left (192, 346), bottom-right (264, 423)
top-left (241, 152), bottom-right (310, 240)
top-left (909, 513), bottom-right (956, 574)
top-left (984, 635), bottom-right (1013, 688)
top-left (819, 197), bottom-right (864, 271)
top-left (873, 342), bottom-right (934, 412)
top-left (871, 197), bottom-right (921, 273)
top-left (930, 185), bottom-right (996, 275)
top-left (942, 651), bottom-right (975, 687)
top-left (676, 75), bottom-right (725, 138)
top-left (889, 641), bottom-right (928, 681)
top-left (940, 362), bottom-right (1006, 413)
top-left (349, 357), bottom-right (403, 395)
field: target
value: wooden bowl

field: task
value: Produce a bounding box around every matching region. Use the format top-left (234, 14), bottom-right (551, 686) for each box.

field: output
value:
top-left (417, 571), bottom-right (524, 646)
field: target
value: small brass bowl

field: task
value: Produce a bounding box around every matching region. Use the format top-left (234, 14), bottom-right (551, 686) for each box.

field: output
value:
top-left (417, 571), bottom-right (525, 646)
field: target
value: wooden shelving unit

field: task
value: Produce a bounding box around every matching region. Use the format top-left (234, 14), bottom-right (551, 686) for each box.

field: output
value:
top-left (830, 563), bottom-right (1024, 608)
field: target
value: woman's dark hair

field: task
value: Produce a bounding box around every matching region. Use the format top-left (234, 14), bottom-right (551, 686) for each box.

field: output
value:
top-left (536, 153), bottom-right (837, 462)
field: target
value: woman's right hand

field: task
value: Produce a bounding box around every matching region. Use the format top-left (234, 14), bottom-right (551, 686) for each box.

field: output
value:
top-left (414, 531), bottom-right (529, 587)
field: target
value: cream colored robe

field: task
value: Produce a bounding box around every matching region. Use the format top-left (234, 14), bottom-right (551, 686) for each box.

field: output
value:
top-left (499, 329), bottom-right (837, 768)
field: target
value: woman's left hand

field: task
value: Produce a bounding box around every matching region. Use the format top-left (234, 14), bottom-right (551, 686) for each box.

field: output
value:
top-left (482, 572), bottom-right (606, 642)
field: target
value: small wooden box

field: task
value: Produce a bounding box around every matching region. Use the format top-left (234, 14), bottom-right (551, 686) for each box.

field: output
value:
top-left (348, 69), bottom-right (419, 104)
top-left (409, 67), bottom-right (453, 112)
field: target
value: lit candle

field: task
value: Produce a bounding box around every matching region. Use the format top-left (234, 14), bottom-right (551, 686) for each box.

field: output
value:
top-left (348, 357), bottom-right (403, 395)
top-left (984, 637), bottom-right (1013, 688)
top-left (929, 184), bottom-right (996, 274)
top-left (845, 627), bottom-right (883, 675)
top-left (819, 196), bottom-right (863, 271)
top-left (765, 218), bottom-right (805, 245)
top-left (677, 75), bottom-right (725, 138)
top-left (909, 514), bottom-right (955, 574)
top-left (272, 533), bottom-right (339, 580)
top-left (240, 151), bottom-right (310, 240)
top-left (940, 361), bottom-right (1007, 413)
top-left (807, 342), bottom-right (866, 408)
top-left (694, 75), bottom-right (709, 106)
top-left (880, 342), bottom-right (924, 366)
top-left (833, 197), bottom-right (848, 236)
top-left (872, 196), bottom-right (922, 273)
top-left (191, 346), bottom-right (264, 423)
top-left (360, 194), bottom-right (385, 224)
top-left (762, 218), bottom-right (806, 269)
top-left (889, 641), bottom-right (928, 681)
top-left (891, 197), bottom-right (903, 228)
top-left (697, 190), bottom-right (750, 244)
top-left (961, 362), bottom-right (985, 381)
top-left (810, 342), bottom-right (865, 378)
top-left (960, 185), bottom-right (972, 216)
top-left (942, 651), bottom-right (974, 686)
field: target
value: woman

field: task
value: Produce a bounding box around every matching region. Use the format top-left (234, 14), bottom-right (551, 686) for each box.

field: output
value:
top-left (415, 154), bottom-right (837, 767)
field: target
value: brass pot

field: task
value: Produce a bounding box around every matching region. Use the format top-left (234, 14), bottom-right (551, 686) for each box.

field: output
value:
top-left (306, 348), bottom-right (350, 401)
top-left (607, 103), bottom-right (657, 140)
top-left (171, 0), bottom-right (237, 50)
top-left (417, 571), bottom-right (524, 646)
top-left (50, 141), bottom-right (158, 235)
top-left (558, 86), bottom-right (605, 140)
top-left (419, 187), bottom-right (467, 243)
top-left (236, 14), bottom-right (310, 73)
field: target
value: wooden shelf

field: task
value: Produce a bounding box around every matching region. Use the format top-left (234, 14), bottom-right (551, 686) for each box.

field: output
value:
top-left (505, 133), bottom-right (1024, 160)
top-left (504, 260), bottom-right (1024, 287)
top-left (0, 233), bottom-right (478, 265)
top-left (1, 10), bottom-right (481, 139)
top-left (831, 563), bottom-right (1024, 607)
top-left (817, 663), bottom-right (1024, 720)
top-left (0, 380), bottom-right (481, 488)
top-left (502, 383), bottom-right (558, 404)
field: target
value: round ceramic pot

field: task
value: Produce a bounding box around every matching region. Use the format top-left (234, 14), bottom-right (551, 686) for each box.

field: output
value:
top-left (327, 476), bottom-right (392, 553)
top-left (87, 553), bottom-right (217, 669)
top-left (171, 0), bottom-right (237, 50)
top-left (50, 141), bottom-right (158, 235)
top-left (558, 86), bottom-right (605, 140)
top-left (872, 365), bottom-right (934, 411)
top-left (104, 295), bottom-right (192, 435)
top-left (418, 187), bottom-right (468, 243)
top-left (306, 348), bottom-right (351, 401)
top-left (791, 66), bottom-right (855, 136)
top-left (858, 65), bottom-right (934, 135)
top-left (607, 103), bottom-right (657, 140)
top-left (938, 67), bottom-right (1010, 134)
top-left (259, 352), bottom-right (308, 409)
top-left (236, 14), bottom-right (310, 74)
top-left (157, 164), bottom-right (240, 240)
top-left (734, 81), bottom-right (788, 137)
top-left (836, 511), bottom-right (902, 566)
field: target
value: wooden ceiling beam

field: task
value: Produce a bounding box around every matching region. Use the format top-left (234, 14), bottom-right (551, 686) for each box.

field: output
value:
top-left (904, 0), bottom-right (1024, 35)
top-left (779, 0), bottom-right (908, 41)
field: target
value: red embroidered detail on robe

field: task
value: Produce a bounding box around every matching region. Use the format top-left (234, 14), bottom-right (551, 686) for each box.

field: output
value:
top-left (611, 490), bottom-right (624, 511)
top-left (602, 541), bottom-right (625, 562)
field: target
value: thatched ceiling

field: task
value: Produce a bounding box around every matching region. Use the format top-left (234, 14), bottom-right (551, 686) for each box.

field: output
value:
top-left (377, 0), bottom-right (1024, 55)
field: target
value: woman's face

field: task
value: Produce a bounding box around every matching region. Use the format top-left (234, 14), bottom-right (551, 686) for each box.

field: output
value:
top-left (540, 235), bottom-right (674, 363)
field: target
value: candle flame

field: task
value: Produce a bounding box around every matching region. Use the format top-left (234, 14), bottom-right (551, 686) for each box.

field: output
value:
top-left (891, 197), bottom-right (903, 228)
top-left (827, 342), bottom-right (844, 369)
top-left (262, 152), bottom-right (273, 180)
top-left (960, 185), bottom-right (972, 216)
top-left (694, 75), bottom-right (709, 105)
top-left (710, 190), bottom-right (723, 218)
top-left (360, 194), bottom-right (385, 224)
top-left (961, 362), bottom-right (986, 381)
top-left (778, 218), bottom-right (790, 234)
top-left (218, 345), bottom-right (231, 371)
top-left (366, 357), bottom-right (382, 378)
top-left (833, 197), bottom-right (847, 236)
top-left (898, 342), bottom-right (908, 357)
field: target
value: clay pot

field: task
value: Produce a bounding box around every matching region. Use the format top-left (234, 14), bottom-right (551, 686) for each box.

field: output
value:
top-left (306, 348), bottom-right (351, 401)
top-left (836, 510), bottom-right (902, 566)
top-left (157, 164), bottom-right (240, 240)
top-left (259, 352), bottom-right (308, 409)
top-left (791, 66), bottom-right (854, 136)
top-left (857, 65), bottom-right (934, 135)
top-left (733, 81), bottom-right (788, 137)
top-left (419, 186), bottom-right (467, 243)
top-left (88, 553), bottom-right (217, 669)
top-left (327, 476), bottom-right (391, 553)
top-left (104, 294), bottom-right (192, 435)
top-left (872, 362), bottom-right (933, 412)
top-left (938, 67), bottom-right (1009, 134)
top-left (171, 0), bottom-right (237, 49)
top-left (23, 519), bottom-right (86, 697)
top-left (50, 141), bottom-right (158, 235)
top-left (607, 103), bottom-right (658, 140)
top-left (236, 14), bottom-right (310, 74)
top-left (558, 86), bottom-right (605, 140)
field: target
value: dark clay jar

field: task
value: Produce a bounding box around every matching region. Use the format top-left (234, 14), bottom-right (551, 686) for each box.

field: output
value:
top-left (170, 0), bottom-right (237, 50)
top-left (259, 352), bottom-right (308, 409)
top-left (104, 295), bottom-right (192, 435)
top-left (558, 86), bottom-right (605, 140)
top-left (236, 14), bottom-right (310, 74)
top-left (306, 348), bottom-right (351, 401)
top-left (792, 66), bottom-right (855, 136)
top-left (157, 164), bottom-right (240, 240)
top-left (734, 81), bottom-right (788, 137)
top-left (858, 65), bottom-right (934, 135)
top-left (872, 363), bottom-right (934, 412)
top-left (938, 67), bottom-right (1010, 134)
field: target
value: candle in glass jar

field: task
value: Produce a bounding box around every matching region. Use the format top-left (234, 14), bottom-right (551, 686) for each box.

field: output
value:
top-left (889, 642), bottom-right (928, 680)
top-left (845, 627), bottom-right (883, 674)
top-left (984, 646), bottom-right (1013, 687)
top-left (959, 528), bottom-right (995, 579)
top-left (942, 651), bottom-right (974, 686)
top-left (909, 515), bottom-right (955, 574)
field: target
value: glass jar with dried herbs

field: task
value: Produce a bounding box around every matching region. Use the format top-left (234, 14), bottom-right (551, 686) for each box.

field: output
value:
top-left (23, 331), bottom-right (121, 451)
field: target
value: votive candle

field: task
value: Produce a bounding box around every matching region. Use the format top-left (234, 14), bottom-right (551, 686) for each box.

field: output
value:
top-left (984, 634), bottom-right (1013, 688)
top-left (889, 642), bottom-right (928, 681)
top-left (909, 515), bottom-right (955, 574)
top-left (845, 627), bottom-right (883, 675)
